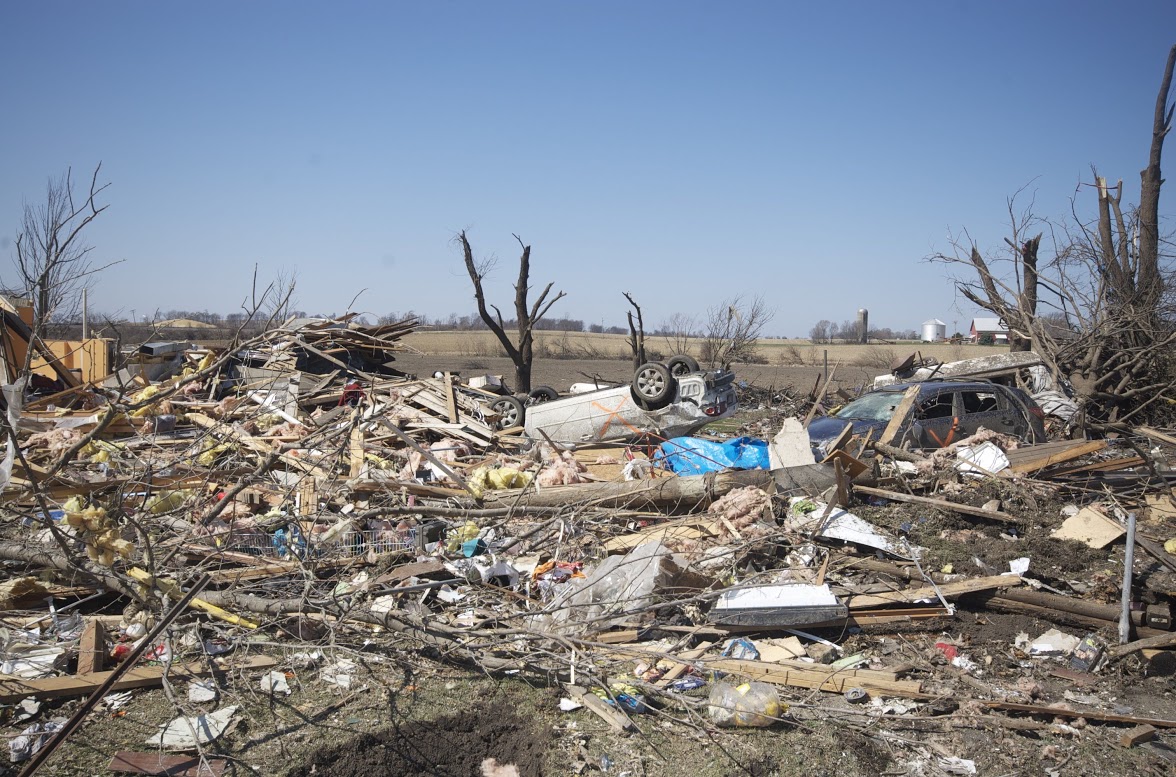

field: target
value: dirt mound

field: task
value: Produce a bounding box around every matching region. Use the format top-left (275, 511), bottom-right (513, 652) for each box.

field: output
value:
top-left (287, 702), bottom-right (547, 777)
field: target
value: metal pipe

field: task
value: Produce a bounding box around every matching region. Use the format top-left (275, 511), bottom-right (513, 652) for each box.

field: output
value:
top-left (1120, 511), bottom-right (1137, 645)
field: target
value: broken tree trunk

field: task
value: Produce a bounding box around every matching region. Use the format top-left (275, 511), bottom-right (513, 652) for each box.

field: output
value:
top-left (480, 469), bottom-right (774, 510)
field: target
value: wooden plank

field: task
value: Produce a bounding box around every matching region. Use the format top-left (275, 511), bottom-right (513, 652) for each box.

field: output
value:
top-left (602, 516), bottom-right (720, 554)
top-left (1137, 426), bottom-right (1176, 447)
top-left (1048, 456), bottom-right (1145, 476)
top-left (705, 658), bottom-right (925, 698)
top-left (564, 684), bottom-right (637, 733)
top-left (76, 618), bottom-right (106, 675)
top-left (1120, 724), bottom-right (1159, 747)
top-left (443, 372), bottom-right (459, 423)
top-left (349, 421), bottom-right (365, 479)
top-left (1006, 439), bottom-right (1107, 473)
top-left (803, 363), bottom-right (839, 428)
top-left (853, 485), bottom-right (1018, 523)
top-left (844, 574), bottom-right (1022, 609)
top-left (877, 386), bottom-right (920, 446)
top-left (109, 751), bottom-right (228, 777)
top-left (821, 448), bottom-right (869, 479)
top-left (0, 655), bottom-right (277, 702)
top-left (654, 641), bottom-right (715, 688)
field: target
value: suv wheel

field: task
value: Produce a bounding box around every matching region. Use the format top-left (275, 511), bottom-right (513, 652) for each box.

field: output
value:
top-left (631, 362), bottom-right (674, 410)
top-left (666, 354), bottom-right (701, 378)
top-left (490, 396), bottom-right (525, 430)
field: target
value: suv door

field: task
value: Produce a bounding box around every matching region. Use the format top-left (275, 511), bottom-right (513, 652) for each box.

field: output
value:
top-left (958, 388), bottom-right (1024, 438)
top-left (912, 389), bottom-right (959, 447)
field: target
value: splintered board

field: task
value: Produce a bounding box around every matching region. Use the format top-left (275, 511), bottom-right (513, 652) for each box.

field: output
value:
top-left (1004, 439), bottom-right (1107, 473)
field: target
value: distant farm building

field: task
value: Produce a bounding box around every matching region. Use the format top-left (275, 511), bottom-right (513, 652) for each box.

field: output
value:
top-left (969, 317), bottom-right (1008, 344)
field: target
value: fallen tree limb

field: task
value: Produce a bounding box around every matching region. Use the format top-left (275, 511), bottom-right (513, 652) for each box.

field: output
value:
top-left (852, 485), bottom-right (1018, 523)
top-left (1108, 631), bottom-right (1176, 659)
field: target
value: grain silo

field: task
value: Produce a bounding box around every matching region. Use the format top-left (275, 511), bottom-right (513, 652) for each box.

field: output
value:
top-left (921, 318), bottom-right (947, 342)
top-left (857, 309), bottom-right (868, 344)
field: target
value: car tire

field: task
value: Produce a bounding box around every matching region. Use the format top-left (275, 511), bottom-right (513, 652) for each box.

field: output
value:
top-left (528, 385), bottom-right (559, 404)
top-left (666, 354), bottom-right (701, 378)
top-left (490, 396), bottom-right (525, 430)
top-left (631, 362), bottom-right (674, 410)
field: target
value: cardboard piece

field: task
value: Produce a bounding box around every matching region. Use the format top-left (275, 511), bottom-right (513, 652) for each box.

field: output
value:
top-left (1052, 506), bottom-right (1125, 548)
top-left (1145, 494), bottom-right (1176, 523)
top-left (756, 637), bottom-right (807, 662)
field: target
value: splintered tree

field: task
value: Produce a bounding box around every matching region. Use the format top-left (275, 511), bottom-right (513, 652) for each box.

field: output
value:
top-left (936, 44), bottom-right (1176, 430)
top-left (459, 231), bottom-right (565, 393)
top-left (623, 292), bottom-right (648, 369)
top-left (11, 164), bottom-right (116, 365)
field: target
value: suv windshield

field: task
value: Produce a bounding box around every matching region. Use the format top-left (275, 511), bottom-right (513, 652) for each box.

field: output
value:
top-left (834, 391), bottom-right (910, 422)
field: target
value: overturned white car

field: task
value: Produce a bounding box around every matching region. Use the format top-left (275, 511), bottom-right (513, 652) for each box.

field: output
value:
top-left (520, 358), bottom-right (738, 444)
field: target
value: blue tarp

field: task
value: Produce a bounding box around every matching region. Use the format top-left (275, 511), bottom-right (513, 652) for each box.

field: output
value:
top-left (655, 436), bottom-right (770, 475)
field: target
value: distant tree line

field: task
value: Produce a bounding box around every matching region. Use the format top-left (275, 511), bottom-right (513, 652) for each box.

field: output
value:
top-left (809, 319), bottom-right (919, 343)
top-left (378, 310), bottom-right (596, 333)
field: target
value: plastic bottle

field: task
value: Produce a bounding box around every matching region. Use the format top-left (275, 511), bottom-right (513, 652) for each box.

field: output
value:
top-left (707, 681), bottom-right (783, 727)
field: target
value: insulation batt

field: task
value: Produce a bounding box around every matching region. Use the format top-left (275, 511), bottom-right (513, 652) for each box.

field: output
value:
top-left (536, 451), bottom-right (587, 486)
top-left (23, 428), bottom-right (80, 455)
top-left (708, 486), bottom-right (774, 533)
top-left (263, 421), bottom-right (308, 438)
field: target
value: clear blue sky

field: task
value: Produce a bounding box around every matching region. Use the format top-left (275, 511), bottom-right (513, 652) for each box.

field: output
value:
top-left (1, 1), bottom-right (1174, 336)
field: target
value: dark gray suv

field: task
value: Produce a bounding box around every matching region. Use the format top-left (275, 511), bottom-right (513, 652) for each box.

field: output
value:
top-left (807, 380), bottom-right (1047, 452)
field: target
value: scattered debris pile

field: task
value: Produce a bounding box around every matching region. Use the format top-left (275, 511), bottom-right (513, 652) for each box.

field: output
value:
top-left (1, 338), bottom-right (1175, 775)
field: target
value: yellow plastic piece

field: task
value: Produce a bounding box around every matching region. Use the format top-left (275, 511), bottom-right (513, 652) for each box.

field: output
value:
top-left (127, 567), bottom-right (259, 629)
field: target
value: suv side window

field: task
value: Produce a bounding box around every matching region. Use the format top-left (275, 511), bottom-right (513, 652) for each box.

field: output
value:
top-left (917, 393), bottom-right (955, 419)
top-left (960, 391), bottom-right (999, 414)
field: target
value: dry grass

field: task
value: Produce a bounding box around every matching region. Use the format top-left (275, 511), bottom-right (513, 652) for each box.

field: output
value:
top-left (402, 331), bottom-right (997, 366)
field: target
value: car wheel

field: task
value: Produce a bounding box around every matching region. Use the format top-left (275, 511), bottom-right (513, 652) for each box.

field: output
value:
top-left (631, 362), bottom-right (674, 410)
top-left (666, 354), bottom-right (701, 378)
top-left (490, 396), bottom-right (525, 430)
top-left (528, 385), bottom-right (559, 404)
